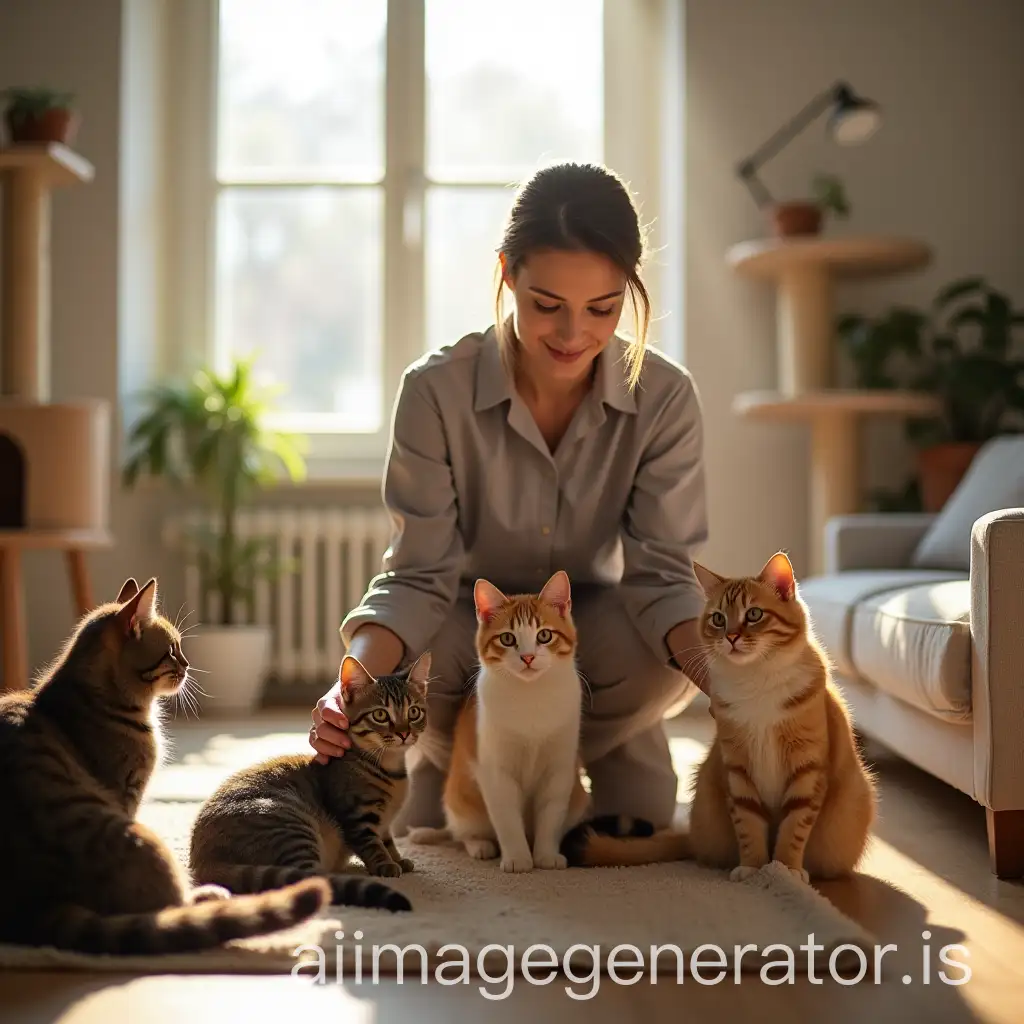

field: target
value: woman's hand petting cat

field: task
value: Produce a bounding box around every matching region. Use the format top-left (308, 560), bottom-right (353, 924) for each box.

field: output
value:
top-left (310, 681), bottom-right (352, 764)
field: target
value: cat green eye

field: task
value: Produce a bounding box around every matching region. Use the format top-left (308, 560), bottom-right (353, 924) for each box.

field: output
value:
top-left (746, 608), bottom-right (764, 623)
top-left (408, 706), bottom-right (424, 721)
top-left (370, 709), bottom-right (391, 725)
top-left (537, 628), bottom-right (552, 644)
top-left (499, 632), bottom-right (516, 647)
top-left (710, 611), bottom-right (727, 628)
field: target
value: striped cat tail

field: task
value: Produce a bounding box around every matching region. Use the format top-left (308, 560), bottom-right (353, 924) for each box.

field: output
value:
top-left (196, 862), bottom-right (412, 913)
top-left (560, 815), bottom-right (691, 867)
top-left (35, 877), bottom-right (329, 955)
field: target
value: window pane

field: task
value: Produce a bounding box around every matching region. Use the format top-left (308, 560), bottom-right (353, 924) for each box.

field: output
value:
top-left (218, 0), bottom-right (386, 180)
top-left (426, 0), bottom-right (603, 181)
top-left (215, 188), bottom-right (383, 432)
top-left (425, 186), bottom-right (517, 352)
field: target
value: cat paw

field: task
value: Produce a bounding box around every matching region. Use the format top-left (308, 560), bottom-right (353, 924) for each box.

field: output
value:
top-left (190, 884), bottom-right (232, 904)
top-left (370, 861), bottom-right (403, 878)
top-left (465, 839), bottom-right (499, 860)
top-left (730, 865), bottom-right (761, 882)
top-left (398, 858), bottom-right (415, 872)
top-left (533, 851), bottom-right (567, 870)
top-left (785, 865), bottom-right (810, 884)
top-left (500, 853), bottom-right (534, 873)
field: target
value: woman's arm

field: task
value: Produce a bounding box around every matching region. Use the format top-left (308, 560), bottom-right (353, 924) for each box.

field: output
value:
top-left (619, 368), bottom-right (710, 687)
top-left (309, 363), bottom-right (464, 761)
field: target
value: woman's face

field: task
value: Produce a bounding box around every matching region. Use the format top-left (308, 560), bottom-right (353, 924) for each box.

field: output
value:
top-left (506, 248), bottom-right (626, 386)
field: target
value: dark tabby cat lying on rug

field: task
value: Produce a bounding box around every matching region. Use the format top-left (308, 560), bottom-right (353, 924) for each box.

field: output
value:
top-left (188, 652), bottom-right (431, 913)
top-left (0, 577), bottom-right (332, 956)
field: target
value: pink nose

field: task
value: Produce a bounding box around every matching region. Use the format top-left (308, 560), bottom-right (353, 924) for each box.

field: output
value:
top-left (727, 633), bottom-right (740, 646)
top-left (521, 654), bottom-right (535, 666)
top-left (396, 731), bottom-right (409, 743)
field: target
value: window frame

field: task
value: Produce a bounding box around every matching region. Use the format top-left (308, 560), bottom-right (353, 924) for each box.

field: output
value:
top-left (163, 0), bottom-right (673, 480)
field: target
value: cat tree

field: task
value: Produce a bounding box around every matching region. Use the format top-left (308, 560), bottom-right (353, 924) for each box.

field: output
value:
top-left (0, 143), bottom-right (111, 691)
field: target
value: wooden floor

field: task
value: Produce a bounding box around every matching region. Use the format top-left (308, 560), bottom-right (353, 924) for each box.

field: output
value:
top-left (2, 697), bottom-right (1023, 1024)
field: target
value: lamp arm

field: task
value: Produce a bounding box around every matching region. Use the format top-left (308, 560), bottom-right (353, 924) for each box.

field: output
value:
top-left (736, 80), bottom-right (847, 207)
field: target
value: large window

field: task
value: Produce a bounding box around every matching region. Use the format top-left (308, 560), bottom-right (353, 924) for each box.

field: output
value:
top-left (167, 0), bottom-right (670, 474)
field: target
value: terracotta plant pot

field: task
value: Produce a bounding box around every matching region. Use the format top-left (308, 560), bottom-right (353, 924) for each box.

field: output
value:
top-left (4, 107), bottom-right (80, 146)
top-left (769, 201), bottom-right (822, 238)
top-left (916, 442), bottom-right (982, 512)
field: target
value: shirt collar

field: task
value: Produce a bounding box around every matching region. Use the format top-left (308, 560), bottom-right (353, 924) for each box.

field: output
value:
top-left (474, 322), bottom-right (638, 415)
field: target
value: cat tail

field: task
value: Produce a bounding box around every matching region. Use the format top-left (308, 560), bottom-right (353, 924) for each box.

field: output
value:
top-left (404, 826), bottom-right (452, 845)
top-left (560, 815), bottom-right (691, 867)
top-left (196, 862), bottom-right (411, 913)
top-left (32, 877), bottom-right (330, 956)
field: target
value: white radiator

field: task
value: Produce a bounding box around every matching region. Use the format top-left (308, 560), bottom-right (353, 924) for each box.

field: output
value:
top-left (167, 506), bottom-right (393, 685)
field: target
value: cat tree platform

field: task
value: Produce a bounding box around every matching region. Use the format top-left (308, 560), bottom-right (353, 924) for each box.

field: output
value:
top-left (0, 142), bottom-right (111, 690)
top-left (727, 235), bottom-right (934, 574)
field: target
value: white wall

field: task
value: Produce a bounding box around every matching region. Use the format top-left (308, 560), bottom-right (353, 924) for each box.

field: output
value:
top-left (1, 0), bottom-right (1022, 675)
top-left (684, 0), bottom-right (1024, 578)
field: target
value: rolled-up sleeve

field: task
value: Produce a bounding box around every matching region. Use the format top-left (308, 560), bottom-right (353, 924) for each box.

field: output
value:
top-left (340, 366), bottom-right (464, 660)
top-left (618, 371), bottom-right (709, 664)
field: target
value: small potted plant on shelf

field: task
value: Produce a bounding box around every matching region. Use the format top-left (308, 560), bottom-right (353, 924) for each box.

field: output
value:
top-left (770, 172), bottom-right (850, 238)
top-left (1, 87), bottom-right (80, 146)
top-left (122, 358), bottom-right (307, 713)
top-left (838, 276), bottom-right (1024, 511)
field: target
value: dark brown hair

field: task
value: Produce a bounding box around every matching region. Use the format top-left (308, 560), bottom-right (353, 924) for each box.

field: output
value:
top-left (494, 162), bottom-right (651, 389)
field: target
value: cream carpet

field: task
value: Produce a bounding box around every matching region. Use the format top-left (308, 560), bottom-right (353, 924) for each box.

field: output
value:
top-left (0, 797), bottom-right (875, 979)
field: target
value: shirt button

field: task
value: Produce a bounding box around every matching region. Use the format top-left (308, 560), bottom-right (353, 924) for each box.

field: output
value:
top-left (541, 526), bottom-right (551, 536)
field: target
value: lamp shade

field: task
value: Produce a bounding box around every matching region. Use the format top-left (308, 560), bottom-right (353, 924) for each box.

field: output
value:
top-left (829, 85), bottom-right (881, 145)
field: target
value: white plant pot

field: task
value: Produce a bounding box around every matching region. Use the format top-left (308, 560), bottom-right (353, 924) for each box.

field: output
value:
top-left (181, 625), bottom-right (272, 716)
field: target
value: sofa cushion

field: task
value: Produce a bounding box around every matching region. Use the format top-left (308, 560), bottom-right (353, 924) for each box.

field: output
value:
top-left (798, 569), bottom-right (967, 678)
top-left (849, 579), bottom-right (972, 722)
top-left (912, 435), bottom-right (1024, 571)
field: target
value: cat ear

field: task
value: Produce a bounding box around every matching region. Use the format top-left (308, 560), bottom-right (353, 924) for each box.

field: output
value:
top-left (539, 570), bottom-right (571, 617)
top-left (693, 562), bottom-right (724, 596)
top-left (473, 578), bottom-right (507, 624)
top-left (759, 552), bottom-right (796, 601)
top-left (114, 577), bottom-right (157, 635)
top-left (339, 656), bottom-right (375, 701)
top-left (407, 650), bottom-right (431, 691)
top-left (116, 578), bottom-right (139, 603)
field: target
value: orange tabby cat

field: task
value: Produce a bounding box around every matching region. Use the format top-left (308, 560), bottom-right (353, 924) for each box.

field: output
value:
top-left (686, 552), bottom-right (877, 882)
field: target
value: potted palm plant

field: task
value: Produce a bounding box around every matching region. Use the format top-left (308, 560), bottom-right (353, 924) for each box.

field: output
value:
top-left (122, 358), bottom-right (307, 713)
top-left (838, 276), bottom-right (1024, 511)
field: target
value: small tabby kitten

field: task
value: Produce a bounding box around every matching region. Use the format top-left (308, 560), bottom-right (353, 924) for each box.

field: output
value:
top-left (0, 577), bottom-right (329, 955)
top-left (688, 552), bottom-right (878, 882)
top-left (188, 652), bottom-right (431, 912)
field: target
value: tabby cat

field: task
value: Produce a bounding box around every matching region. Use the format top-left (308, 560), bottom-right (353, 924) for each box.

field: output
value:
top-left (0, 577), bottom-right (329, 955)
top-left (188, 652), bottom-right (431, 911)
top-left (686, 552), bottom-right (878, 881)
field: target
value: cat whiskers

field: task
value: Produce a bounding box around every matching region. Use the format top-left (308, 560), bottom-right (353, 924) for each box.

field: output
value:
top-left (673, 643), bottom-right (715, 686)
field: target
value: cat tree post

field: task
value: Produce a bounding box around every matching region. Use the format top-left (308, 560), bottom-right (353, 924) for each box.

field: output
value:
top-left (727, 235), bottom-right (937, 575)
top-left (0, 143), bottom-right (111, 691)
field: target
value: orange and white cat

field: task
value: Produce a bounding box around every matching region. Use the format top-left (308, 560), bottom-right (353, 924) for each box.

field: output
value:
top-left (687, 552), bottom-right (877, 882)
top-left (410, 571), bottom-right (591, 872)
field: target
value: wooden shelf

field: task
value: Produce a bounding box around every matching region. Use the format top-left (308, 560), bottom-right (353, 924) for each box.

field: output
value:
top-left (0, 529), bottom-right (112, 551)
top-left (727, 235), bottom-right (932, 282)
top-left (734, 389), bottom-right (942, 422)
top-left (0, 143), bottom-right (94, 186)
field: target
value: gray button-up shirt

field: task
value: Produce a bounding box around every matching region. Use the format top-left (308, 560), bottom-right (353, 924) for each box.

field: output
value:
top-left (341, 325), bottom-right (709, 665)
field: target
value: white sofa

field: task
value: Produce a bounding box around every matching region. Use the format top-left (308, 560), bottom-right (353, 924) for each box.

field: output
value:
top-left (797, 436), bottom-right (1024, 878)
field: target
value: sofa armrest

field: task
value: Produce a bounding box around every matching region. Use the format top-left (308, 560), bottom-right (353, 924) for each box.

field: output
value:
top-left (823, 513), bottom-right (937, 573)
top-left (971, 507), bottom-right (1024, 810)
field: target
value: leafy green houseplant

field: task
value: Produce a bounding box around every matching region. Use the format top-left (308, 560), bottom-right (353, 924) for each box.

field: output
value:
top-left (770, 172), bottom-right (850, 238)
top-left (838, 277), bottom-right (1024, 510)
top-left (1, 87), bottom-right (79, 145)
top-left (122, 359), bottom-right (307, 712)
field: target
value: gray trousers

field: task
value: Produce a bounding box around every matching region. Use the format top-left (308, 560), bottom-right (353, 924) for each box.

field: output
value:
top-left (394, 585), bottom-right (698, 834)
